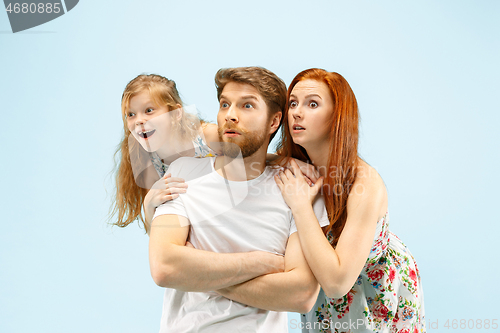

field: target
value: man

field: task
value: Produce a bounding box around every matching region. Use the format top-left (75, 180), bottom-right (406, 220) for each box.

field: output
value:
top-left (149, 67), bottom-right (329, 332)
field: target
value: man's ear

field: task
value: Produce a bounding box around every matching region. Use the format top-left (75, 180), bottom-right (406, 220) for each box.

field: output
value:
top-left (269, 111), bottom-right (282, 135)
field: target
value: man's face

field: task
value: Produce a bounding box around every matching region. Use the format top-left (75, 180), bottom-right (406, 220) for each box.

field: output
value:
top-left (217, 82), bottom-right (272, 158)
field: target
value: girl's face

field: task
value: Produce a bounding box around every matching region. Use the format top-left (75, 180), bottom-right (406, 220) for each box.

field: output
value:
top-left (126, 91), bottom-right (174, 152)
top-left (288, 79), bottom-right (334, 149)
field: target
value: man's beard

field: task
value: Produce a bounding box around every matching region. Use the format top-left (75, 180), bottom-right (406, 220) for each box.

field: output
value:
top-left (218, 124), bottom-right (267, 158)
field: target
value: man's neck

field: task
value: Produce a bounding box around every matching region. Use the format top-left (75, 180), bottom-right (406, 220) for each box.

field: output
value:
top-left (214, 148), bottom-right (267, 181)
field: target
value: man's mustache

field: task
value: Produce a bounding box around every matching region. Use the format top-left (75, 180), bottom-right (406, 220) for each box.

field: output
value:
top-left (218, 125), bottom-right (248, 136)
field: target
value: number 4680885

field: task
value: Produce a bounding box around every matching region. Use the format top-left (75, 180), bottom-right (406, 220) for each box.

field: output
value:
top-left (5, 3), bottom-right (61, 14)
top-left (443, 319), bottom-right (498, 330)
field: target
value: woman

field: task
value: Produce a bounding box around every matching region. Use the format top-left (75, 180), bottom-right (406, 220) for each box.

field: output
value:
top-left (275, 69), bottom-right (425, 332)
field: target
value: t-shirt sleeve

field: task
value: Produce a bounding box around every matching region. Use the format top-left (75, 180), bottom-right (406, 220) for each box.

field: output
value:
top-left (151, 160), bottom-right (190, 224)
top-left (289, 195), bottom-right (330, 236)
top-left (153, 197), bottom-right (190, 223)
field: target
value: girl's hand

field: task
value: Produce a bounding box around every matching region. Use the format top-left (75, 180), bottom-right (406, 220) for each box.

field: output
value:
top-left (287, 158), bottom-right (320, 185)
top-left (144, 173), bottom-right (188, 211)
top-left (275, 160), bottom-right (324, 211)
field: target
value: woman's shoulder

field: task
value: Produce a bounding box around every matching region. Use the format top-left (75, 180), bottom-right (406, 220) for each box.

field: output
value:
top-left (353, 158), bottom-right (385, 189)
top-left (347, 158), bottom-right (388, 218)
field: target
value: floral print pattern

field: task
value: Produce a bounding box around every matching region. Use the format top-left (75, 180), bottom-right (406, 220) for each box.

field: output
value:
top-left (302, 213), bottom-right (425, 333)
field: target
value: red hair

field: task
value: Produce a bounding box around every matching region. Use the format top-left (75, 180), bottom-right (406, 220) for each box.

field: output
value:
top-left (276, 68), bottom-right (359, 247)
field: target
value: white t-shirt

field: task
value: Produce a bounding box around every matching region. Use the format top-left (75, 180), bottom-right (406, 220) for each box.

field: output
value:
top-left (153, 156), bottom-right (329, 333)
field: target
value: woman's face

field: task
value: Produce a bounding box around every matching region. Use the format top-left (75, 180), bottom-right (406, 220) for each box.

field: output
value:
top-left (126, 91), bottom-right (174, 152)
top-left (288, 79), bottom-right (334, 149)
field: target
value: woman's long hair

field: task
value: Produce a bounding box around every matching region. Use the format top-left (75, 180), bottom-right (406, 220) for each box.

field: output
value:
top-left (276, 68), bottom-right (359, 247)
top-left (109, 74), bottom-right (199, 232)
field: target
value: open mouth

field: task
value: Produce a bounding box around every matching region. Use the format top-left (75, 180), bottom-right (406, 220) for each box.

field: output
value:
top-left (224, 129), bottom-right (241, 137)
top-left (292, 124), bottom-right (306, 132)
top-left (138, 129), bottom-right (156, 139)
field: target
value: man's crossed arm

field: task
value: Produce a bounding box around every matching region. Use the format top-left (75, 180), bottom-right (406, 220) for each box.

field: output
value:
top-left (216, 232), bottom-right (319, 313)
top-left (149, 214), bottom-right (284, 292)
top-left (149, 214), bottom-right (319, 313)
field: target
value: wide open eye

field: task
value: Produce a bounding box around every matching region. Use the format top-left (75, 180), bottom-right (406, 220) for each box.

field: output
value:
top-left (289, 100), bottom-right (298, 108)
top-left (243, 103), bottom-right (253, 109)
top-left (221, 102), bottom-right (229, 108)
top-left (309, 101), bottom-right (318, 108)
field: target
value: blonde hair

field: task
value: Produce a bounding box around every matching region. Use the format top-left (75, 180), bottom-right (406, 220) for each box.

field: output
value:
top-left (110, 74), bottom-right (201, 231)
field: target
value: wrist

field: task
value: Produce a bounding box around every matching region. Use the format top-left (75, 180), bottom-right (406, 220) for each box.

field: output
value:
top-left (144, 196), bottom-right (155, 210)
top-left (217, 286), bottom-right (231, 294)
top-left (246, 252), bottom-right (270, 275)
top-left (290, 202), bottom-right (314, 215)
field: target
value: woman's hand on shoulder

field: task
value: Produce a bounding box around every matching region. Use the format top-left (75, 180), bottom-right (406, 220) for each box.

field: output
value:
top-left (287, 158), bottom-right (319, 185)
top-left (275, 159), bottom-right (324, 211)
top-left (144, 173), bottom-right (188, 211)
top-left (268, 155), bottom-right (319, 185)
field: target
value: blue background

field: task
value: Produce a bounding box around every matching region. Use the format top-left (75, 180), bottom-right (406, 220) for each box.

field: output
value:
top-left (1, 1), bottom-right (499, 332)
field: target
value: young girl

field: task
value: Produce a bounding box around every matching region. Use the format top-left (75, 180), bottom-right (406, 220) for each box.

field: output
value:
top-left (110, 74), bottom-right (220, 233)
top-left (275, 69), bottom-right (425, 332)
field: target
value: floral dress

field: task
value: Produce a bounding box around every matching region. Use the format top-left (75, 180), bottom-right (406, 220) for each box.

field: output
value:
top-left (150, 134), bottom-right (218, 178)
top-left (301, 213), bottom-right (425, 333)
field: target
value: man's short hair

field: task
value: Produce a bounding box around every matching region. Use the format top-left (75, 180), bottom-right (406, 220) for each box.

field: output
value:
top-left (215, 67), bottom-right (287, 142)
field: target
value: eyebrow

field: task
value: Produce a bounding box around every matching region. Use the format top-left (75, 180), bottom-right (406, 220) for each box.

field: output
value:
top-left (290, 93), bottom-right (323, 100)
top-left (240, 95), bottom-right (259, 101)
top-left (128, 102), bottom-right (155, 112)
top-left (220, 94), bottom-right (259, 102)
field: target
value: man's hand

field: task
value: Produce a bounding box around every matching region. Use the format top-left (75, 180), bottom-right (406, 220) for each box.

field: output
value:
top-left (253, 252), bottom-right (285, 275)
top-left (215, 232), bottom-right (319, 313)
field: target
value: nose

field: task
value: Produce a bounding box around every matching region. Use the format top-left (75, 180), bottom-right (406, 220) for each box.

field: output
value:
top-left (290, 104), bottom-right (303, 120)
top-left (135, 113), bottom-right (147, 126)
top-left (224, 105), bottom-right (239, 123)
